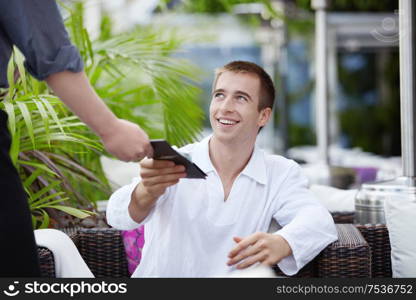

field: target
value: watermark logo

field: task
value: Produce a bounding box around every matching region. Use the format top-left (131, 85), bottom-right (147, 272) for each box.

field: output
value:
top-left (1, 281), bottom-right (127, 297)
top-left (3, 281), bottom-right (20, 297)
top-left (371, 10), bottom-right (400, 44)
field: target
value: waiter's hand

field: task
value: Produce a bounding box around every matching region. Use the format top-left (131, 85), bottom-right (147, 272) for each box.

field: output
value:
top-left (100, 118), bottom-right (153, 161)
top-left (46, 71), bottom-right (152, 161)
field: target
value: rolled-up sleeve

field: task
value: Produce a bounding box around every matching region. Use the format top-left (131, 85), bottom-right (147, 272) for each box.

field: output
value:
top-left (106, 177), bottom-right (170, 230)
top-left (106, 178), bottom-right (145, 230)
top-left (0, 0), bottom-right (83, 85)
top-left (272, 163), bottom-right (338, 276)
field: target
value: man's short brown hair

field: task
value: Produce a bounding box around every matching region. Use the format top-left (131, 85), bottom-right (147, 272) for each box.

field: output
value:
top-left (212, 61), bottom-right (275, 111)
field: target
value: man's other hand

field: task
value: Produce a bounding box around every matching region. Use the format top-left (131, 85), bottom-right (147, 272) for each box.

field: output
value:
top-left (227, 232), bottom-right (292, 269)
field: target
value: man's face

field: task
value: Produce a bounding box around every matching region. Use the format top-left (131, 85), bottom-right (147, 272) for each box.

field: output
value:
top-left (209, 71), bottom-right (271, 145)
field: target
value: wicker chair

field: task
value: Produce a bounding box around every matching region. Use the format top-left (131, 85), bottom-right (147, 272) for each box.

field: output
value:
top-left (331, 212), bottom-right (392, 278)
top-left (38, 223), bottom-right (371, 278)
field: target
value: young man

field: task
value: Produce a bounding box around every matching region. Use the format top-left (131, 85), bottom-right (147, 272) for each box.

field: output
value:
top-left (107, 61), bottom-right (337, 277)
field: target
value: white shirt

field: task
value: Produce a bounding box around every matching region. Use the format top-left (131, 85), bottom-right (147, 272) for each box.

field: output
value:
top-left (106, 137), bottom-right (338, 277)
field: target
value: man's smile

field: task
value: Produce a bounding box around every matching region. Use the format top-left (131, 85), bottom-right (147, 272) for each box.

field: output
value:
top-left (217, 118), bottom-right (240, 126)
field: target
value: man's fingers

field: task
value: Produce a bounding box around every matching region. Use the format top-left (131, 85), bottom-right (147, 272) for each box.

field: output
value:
top-left (236, 252), bottom-right (268, 270)
top-left (143, 173), bottom-right (186, 185)
top-left (140, 158), bottom-right (186, 175)
top-left (228, 233), bottom-right (261, 258)
top-left (146, 180), bottom-right (180, 196)
top-left (141, 164), bottom-right (186, 178)
top-left (141, 158), bottom-right (179, 169)
top-left (233, 237), bottom-right (243, 243)
top-left (227, 243), bottom-right (261, 266)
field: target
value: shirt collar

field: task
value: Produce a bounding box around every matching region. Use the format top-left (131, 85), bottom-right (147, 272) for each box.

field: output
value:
top-left (240, 144), bottom-right (267, 185)
top-left (191, 135), bottom-right (215, 174)
top-left (191, 135), bottom-right (267, 185)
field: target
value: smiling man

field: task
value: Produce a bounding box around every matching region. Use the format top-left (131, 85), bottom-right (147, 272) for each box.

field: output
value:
top-left (106, 61), bottom-right (337, 277)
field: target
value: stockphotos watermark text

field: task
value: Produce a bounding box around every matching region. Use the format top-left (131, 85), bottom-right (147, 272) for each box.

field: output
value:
top-left (2, 280), bottom-right (127, 297)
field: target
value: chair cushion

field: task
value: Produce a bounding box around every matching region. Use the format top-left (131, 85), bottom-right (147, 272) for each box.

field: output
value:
top-left (310, 184), bottom-right (357, 213)
top-left (120, 226), bottom-right (145, 275)
top-left (384, 195), bottom-right (416, 277)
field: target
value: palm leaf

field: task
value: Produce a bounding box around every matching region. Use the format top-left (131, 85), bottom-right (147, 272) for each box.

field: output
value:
top-left (38, 209), bottom-right (50, 229)
top-left (29, 181), bottom-right (62, 203)
top-left (14, 49), bottom-right (28, 93)
top-left (23, 168), bottom-right (44, 189)
top-left (16, 101), bottom-right (35, 148)
top-left (17, 159), bottom-right (58, 177)
top-left (33, 98), bottom-right (51, 145)
top-left (38, 95), bottom-right (65, 133)
top-left (2, 101), bottom-right (16, 136)
top-left (9, 127), bottom-right (20, 166)
top-left (33, 196), bottom-right (69, 209)
top-left (49, 205), bottom-right (93, 219)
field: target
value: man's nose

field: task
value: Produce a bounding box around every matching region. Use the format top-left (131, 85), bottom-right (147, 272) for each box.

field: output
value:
top-left (219, 96), bottom-right (234, 112)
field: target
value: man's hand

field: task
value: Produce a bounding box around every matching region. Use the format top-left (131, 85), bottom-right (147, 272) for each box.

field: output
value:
top-left (128, 158), bottom-right (186, 223)
top-left (139, 158), bottom-right (186, 200)
top-left (100, 119), bottom-right (152, 162)
top-left (227, 232), bottom-right (292, 269)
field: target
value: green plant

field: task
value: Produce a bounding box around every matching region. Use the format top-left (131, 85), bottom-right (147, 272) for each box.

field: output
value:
top-left (1, 2), bottom-right (204, 228)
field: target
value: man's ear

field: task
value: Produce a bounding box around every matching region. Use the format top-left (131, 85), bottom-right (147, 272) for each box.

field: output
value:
top-left (258, 107), bottom-right (272, 127)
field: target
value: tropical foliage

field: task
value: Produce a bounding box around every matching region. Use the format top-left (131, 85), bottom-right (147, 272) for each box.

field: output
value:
top-left (0, 2), bottom-right (204, 228)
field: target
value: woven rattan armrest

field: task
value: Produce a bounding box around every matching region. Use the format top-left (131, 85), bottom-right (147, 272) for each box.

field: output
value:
top-left (76, 228), bottom-right (129, 277)
top-left (355, 224), bottom-right (391, 277)
top-left (274, 224), bottom-right (371, 277)
top-left (38, 246), bottom-right (56, 277)
top-left (316, 224), bottom-right (371, 277)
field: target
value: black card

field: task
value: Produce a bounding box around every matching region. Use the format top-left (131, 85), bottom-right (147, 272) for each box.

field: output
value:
top-left (150, 139), bottom-right (207, 179)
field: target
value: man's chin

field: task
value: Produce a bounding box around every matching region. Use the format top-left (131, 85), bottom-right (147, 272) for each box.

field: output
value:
top-left (212, 132), bottom-right (239, 144)
top-left (212, 130), bottom-right (258, 148)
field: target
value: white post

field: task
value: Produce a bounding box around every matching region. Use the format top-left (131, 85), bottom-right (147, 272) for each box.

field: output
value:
top-left (312, 0), bottom-right (329, 164)
top-left (399, 0), bottom-right (416, 177)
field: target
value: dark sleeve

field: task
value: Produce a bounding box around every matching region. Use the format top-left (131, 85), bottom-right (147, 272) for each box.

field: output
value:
top-left (0, 0), bottom-right (83, 82)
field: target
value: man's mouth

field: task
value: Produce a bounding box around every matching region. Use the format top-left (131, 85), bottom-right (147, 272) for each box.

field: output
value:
top-left (217, 118), bottom-right (240, 125)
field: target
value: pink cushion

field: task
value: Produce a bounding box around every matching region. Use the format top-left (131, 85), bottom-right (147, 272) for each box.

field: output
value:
top-left (120, 226), bottom-right (144, 275)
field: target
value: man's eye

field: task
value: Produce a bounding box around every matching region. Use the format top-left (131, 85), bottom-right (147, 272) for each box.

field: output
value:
top-left (237, 95), bottom-right (247, 101)
top-left (214, 93), bottom-right (225, 99)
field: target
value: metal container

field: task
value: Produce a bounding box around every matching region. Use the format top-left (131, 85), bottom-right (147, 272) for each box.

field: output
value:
top-left (355, 177), bottom-right (416, 224)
